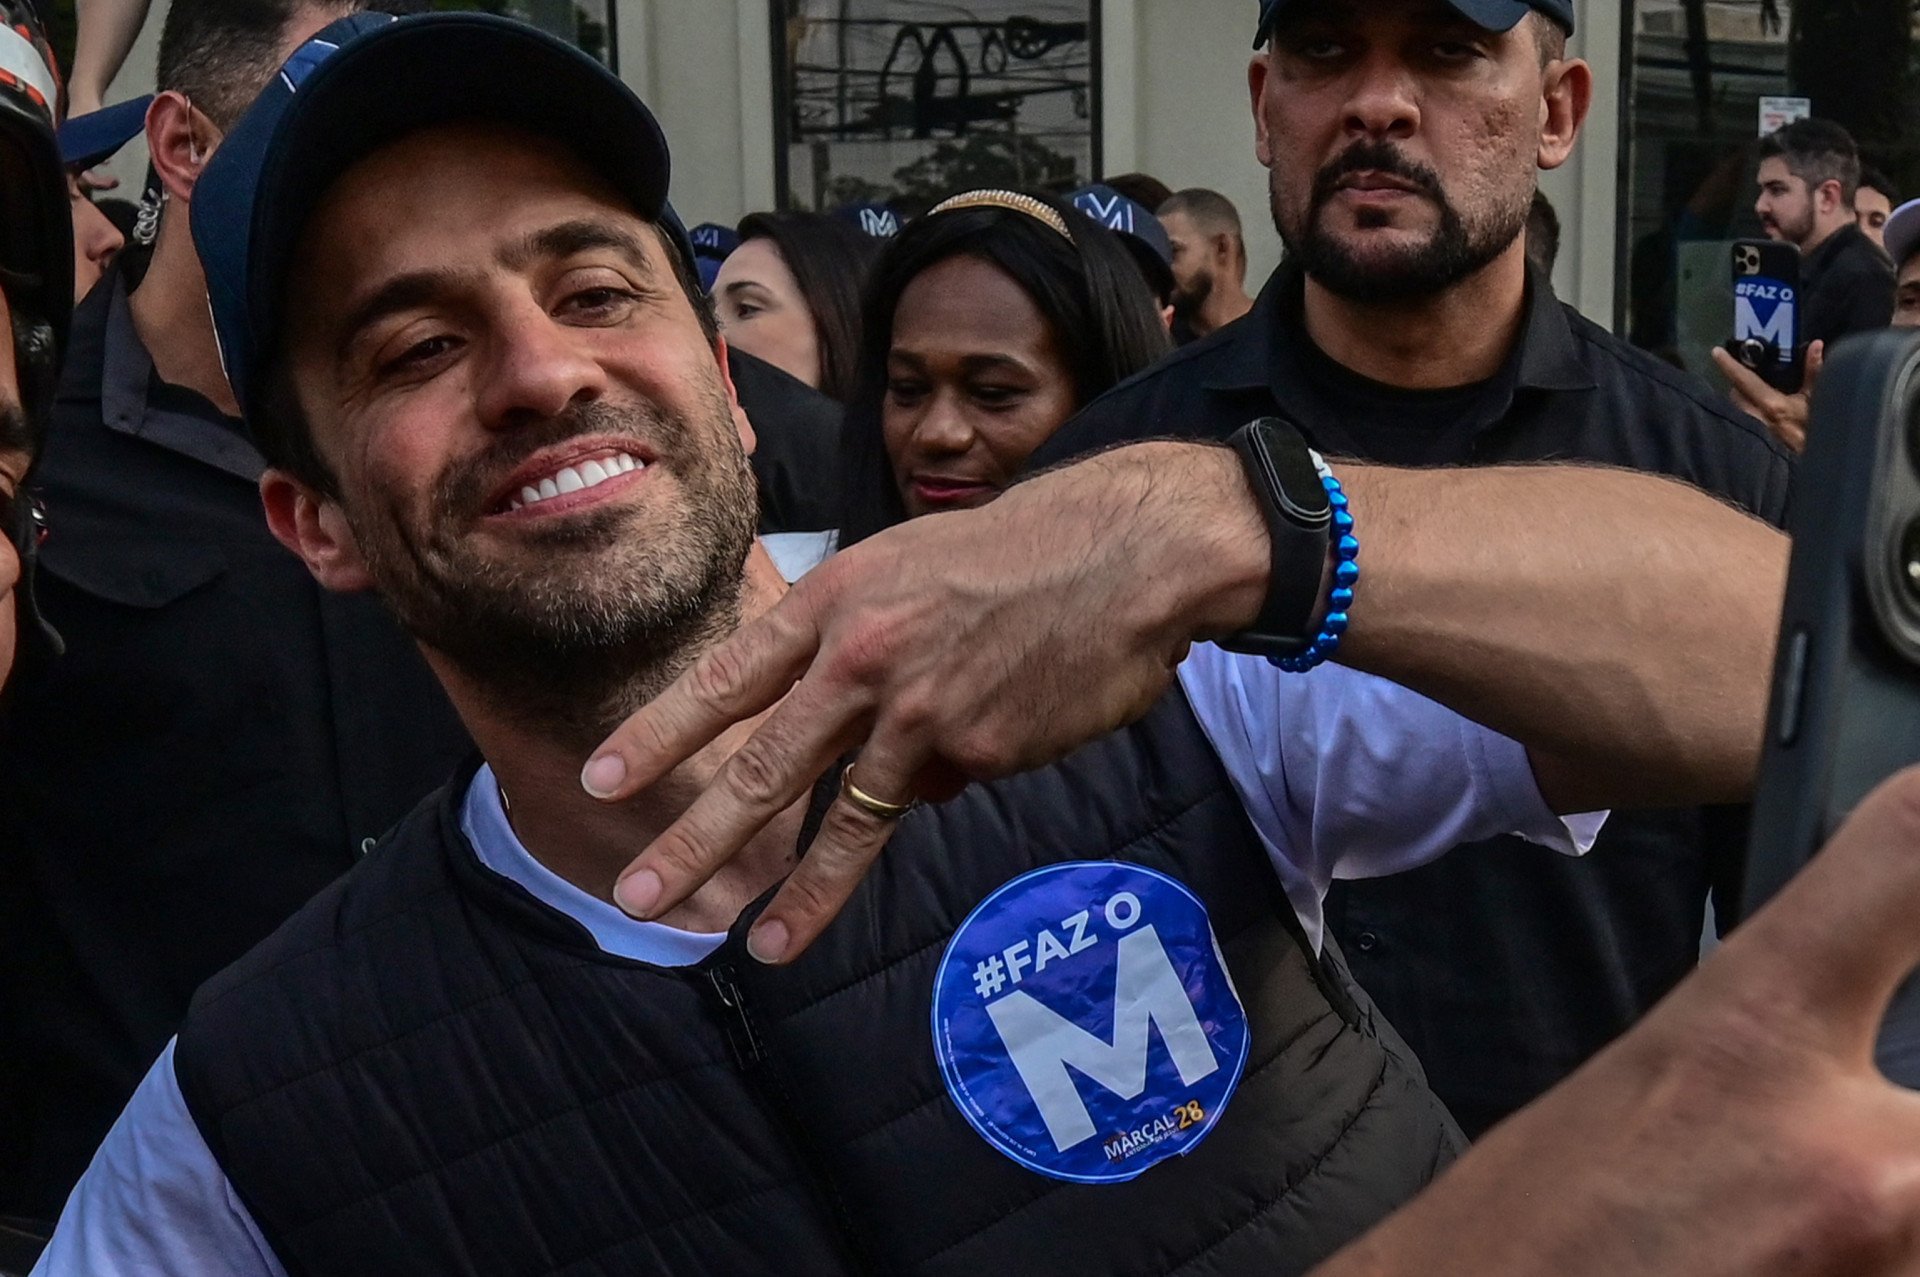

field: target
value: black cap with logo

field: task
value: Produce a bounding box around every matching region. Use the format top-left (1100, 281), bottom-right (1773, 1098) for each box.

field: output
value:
top-left (1254, 0), bottom-right (1575, 46)
top-left (193, 11), bottom-right (694, 419)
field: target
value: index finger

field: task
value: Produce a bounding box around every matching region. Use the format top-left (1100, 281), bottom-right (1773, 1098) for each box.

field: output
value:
top-left (1721, 767), bottom-right (1920, 1063)
top-left (581, 591), bottom-right (823, 801)
top-left (1803, 339), bottom-right (1827, 389)
top-left (1711, 346), bottom-right (1775, 410)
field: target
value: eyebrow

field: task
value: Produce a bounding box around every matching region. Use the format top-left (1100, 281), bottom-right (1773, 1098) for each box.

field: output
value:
top-left (333, 218), bottom-right (660, 360)
top-left (335, 269), bottom-right (464, 361)
top-left (889, 349), bottom-right (1036, 376)
top-left (502, 219), bottom-right (656, 277)
top-left (959, 353), bottom-right (1035, 375)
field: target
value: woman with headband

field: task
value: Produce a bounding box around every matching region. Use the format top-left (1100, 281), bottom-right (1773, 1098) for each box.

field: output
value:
top-left (834, 189), bottom-right (1171, 545)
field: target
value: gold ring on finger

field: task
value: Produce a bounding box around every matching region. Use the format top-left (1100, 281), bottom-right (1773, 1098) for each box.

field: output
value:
top-left (840, 764), bottom-right (918, 821)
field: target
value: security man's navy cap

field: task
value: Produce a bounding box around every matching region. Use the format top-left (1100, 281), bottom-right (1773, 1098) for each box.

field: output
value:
top-left (1254, 0), bottom-right (1575, 46)
top-left (194, 11), bottom-right (695, 419)
top-left (57, 95), bottom-right (151, 170)
top-left (1069, 183), bottom-right (1175, 299)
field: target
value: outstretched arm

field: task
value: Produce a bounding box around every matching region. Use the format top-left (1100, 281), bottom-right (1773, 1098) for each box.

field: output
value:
top-left (1334, 457), bottom-right (1781, 813)
top-left (585, 441), bottom-right (1784, 962)
top-left (1311, 768), bottom-right (1920, 1277)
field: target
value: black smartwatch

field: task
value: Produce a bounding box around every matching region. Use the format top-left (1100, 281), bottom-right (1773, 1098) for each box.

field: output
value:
top-left (1218, 417), bottom-right (1333, 657)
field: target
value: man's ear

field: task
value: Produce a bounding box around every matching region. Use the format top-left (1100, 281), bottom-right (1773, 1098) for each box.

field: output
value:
top-left (712, 334), bottom-right (759, 459)
top-left (145, 91), bottom-right (216, 204)
top-left (260, 469), bottom-right (375, 593)
top-left (1249, 53), bottom-right (1276, 168)
top-left (1817, 178), bottom-right (1847, 217)
top-left (1538, 57), bottom-right (1593, 172)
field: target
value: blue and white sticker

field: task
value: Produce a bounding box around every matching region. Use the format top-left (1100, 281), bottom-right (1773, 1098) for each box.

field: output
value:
top-left (931, 862), bottom-right (1250, 1184)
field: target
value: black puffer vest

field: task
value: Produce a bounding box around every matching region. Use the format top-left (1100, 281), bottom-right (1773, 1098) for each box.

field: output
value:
top-left (175, 692), bottom-right (1461, 1276)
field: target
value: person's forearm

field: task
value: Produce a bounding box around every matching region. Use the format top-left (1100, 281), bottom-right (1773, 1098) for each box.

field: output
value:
top-left (589, 441), bottom-right (1781, 960)
top-left (1150, 445), bottom-right (1783, 811)
top-left (1335, 463), bottom-right (1781, 809)
top-left (67, 0), bottom-right (153, 114)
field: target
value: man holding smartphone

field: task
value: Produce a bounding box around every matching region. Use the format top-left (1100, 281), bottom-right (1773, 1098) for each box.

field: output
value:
top-left (1031, 0), bottom-right (1794, 1140)
top-left (1755, 119), bottom-right (1896, 351)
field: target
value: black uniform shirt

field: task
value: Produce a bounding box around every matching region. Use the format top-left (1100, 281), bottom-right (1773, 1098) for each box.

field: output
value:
top-left (0, 269), bottom-right (472, 1225)
top-left (1801, 222), bottom-right (1895, 351)
top-left (730, 348), bottom-right (842, 534)
top-left (1034, 264), bottom-right (1794, 1136)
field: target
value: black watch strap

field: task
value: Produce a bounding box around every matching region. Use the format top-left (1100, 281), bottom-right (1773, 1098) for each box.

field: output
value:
top-left (1218, 417), bottom-right (1333, 657)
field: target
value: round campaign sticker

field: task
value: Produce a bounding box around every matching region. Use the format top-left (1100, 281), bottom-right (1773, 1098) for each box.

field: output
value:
top-left (930, 861), bottom-right (1250, 1185)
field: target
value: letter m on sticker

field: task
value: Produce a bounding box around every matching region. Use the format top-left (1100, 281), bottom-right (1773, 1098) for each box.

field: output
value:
top-left (985, 926), bottom-right (1219, 1152)
top-left (1736, 291), bottom-right (1794, 349)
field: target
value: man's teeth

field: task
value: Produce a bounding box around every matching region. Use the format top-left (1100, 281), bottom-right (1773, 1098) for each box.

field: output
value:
top-left (507, 453), bottom-right (643, 511)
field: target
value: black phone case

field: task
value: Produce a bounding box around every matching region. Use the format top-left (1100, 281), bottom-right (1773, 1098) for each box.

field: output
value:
top-left (1727, 238), bottom-right (1807, 392)
top-left (1742, 331), bottom-right (1920, 1080)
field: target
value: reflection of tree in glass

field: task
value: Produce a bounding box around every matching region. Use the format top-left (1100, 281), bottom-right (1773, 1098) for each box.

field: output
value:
top-left (886, 131), bottom-right (1079, 203)
top-left (820, 173), bottom-right (893, 210)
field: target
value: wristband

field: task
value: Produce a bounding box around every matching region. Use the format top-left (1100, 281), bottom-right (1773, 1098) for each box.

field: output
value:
top-left (1218, 417), bottom-right (1333, 658)
top-left (1270, 452), bottom-right (1357, 674)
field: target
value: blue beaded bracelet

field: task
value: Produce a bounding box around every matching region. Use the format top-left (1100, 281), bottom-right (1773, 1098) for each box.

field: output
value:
top-left (1270, 451), bottom-right (1357, 674)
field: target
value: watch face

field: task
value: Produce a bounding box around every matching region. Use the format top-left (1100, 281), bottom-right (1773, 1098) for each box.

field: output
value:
top-left (1254, 421), bottom-right (1332, 526)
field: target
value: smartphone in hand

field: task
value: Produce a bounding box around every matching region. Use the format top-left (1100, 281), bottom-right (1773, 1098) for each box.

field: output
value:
top-left (1726, 239), bottom-right (1806, 392)
top-left (1742, 329), bottom-right (1920, 1080)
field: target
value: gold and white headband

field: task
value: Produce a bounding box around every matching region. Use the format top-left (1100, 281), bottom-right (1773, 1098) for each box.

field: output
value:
top-left (926, 189), bottom-right (1075, 244)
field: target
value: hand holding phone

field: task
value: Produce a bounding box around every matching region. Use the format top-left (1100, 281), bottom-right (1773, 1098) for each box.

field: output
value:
top-left (1712, 338), bottom-right (1826, 453)
top-left (1742, 328), bottom-right (1920, 1081)
top-left (1725, 239), bottom-right (1807, 392)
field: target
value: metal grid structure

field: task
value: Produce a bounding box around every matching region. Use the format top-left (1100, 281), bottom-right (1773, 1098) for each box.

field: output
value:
top-left (772, 0), bottom-right (1100, 212)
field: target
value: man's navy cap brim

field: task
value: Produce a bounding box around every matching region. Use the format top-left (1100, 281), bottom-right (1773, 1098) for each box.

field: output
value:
top-left (1253, 0), bottom-right (1571, 46)
top-left (1885, 198), bottom-right (1920, 270)
top-left (197, 13), bottom-right (683, 416)
top-left (57, 95), bottom-right (151, 170)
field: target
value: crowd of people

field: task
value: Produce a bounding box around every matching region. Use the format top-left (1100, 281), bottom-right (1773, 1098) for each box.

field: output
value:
top-left (4, 0), bottom-right (1920, 1273)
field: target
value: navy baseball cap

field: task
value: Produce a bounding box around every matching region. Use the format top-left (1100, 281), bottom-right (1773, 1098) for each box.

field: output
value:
top-left (193, 11), bottom-right (694, 418)
top-left (1885, 198), bottom-right (1920, 270)
top-left (834, 201), bottom-right (902, 239)
top-left (57, 94), bottom-right (150, 170)
top-left (1069, 183), bottom-right (1175, 299)
top-left (1254, 0), bottom-right (1575, 46)
top-left (688, 221), bottom-right (739, 292)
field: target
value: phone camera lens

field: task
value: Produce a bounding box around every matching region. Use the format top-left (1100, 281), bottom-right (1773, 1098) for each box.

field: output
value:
top-left (1902, 517), bottom-right (1920, 605)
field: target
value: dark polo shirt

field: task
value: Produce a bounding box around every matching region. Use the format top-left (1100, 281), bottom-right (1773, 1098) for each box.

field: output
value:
top-left (0, 268), bottom-right (472, 1227)
top-left (1800, 222), bottom-right (1895, 351)
top-left (1034, 264), bottom-right (1793, 1136)
top-left (730, 347), bottom-right (842, 534)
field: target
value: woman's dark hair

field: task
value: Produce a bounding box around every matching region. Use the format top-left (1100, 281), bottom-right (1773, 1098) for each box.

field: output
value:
top-left (836, 192), bottom-right (1172, 545)
top-left (734, 211), bottom-right (878, 402)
